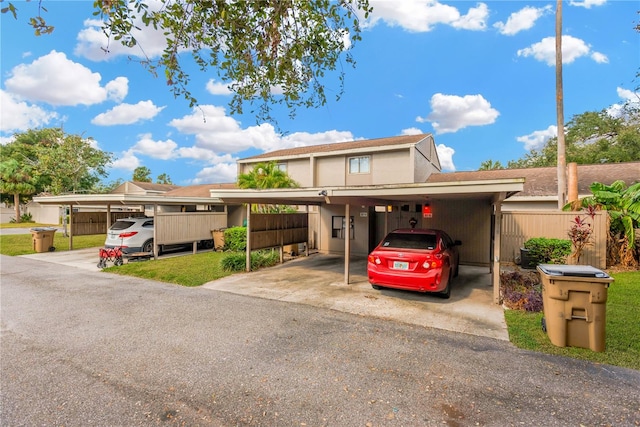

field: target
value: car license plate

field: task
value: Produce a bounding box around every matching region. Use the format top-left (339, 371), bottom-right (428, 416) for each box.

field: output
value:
top-left (393, 261), bottom-right (409, 270)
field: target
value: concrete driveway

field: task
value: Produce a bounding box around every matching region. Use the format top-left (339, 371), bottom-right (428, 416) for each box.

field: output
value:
top-left (20, 248), bottom-right (508, 341)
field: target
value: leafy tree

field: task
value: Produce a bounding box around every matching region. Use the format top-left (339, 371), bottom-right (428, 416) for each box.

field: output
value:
top-left (0, 158), bottom-right (36, 223)
top-left (508, 106), bottom-right (640, 168)
top-left (92, 178), bottom-right (124, 194)
top-left (3, 0), bottom-right (372, 124)
top-left (156, 173), bottom-right (173, 184)
top-left (132, 166), bottom-right (152, 182)
top-left (237, 161), bottom-right (299, 213)
top-left (478, 160), bottom-right (504, 171)
top-left (564, 180), bottom-right (640, 267)
top-left (0, 128), bottom-right (112, 220)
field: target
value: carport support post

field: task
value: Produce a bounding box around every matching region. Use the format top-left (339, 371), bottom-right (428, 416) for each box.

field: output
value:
top-left (245, 203), bottom-right (251, 272)
top-left (68, 204), bottom-right (74, 250)
top-left (344, 203), bottom-right (351, 284)
top-left (492, 197), bottom-right (505, 304)
top-left (152, 204), bottom-right (158, 259)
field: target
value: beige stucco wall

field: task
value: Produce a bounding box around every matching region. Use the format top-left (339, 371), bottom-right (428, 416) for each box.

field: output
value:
top-left (370, 150), bottom-right (413, 185)
top-left (316, 157), bottom-right (347, 186)
top-left (318, 204), bottom-right (371, 256)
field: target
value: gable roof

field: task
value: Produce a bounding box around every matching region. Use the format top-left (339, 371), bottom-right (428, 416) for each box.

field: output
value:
top-left (239, 134), bottom-right (433, 162)
top-left (425, 162), bottom-right (640, 197)
top-left (111, 181), bottom-right (182, 194)
top-left (163, 183), bottom-right (237, 198)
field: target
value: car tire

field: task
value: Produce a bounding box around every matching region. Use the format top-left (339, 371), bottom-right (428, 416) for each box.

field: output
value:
top-left (142, 240), bottom-right (153, 253)
top-left (438, 275), bottom-right (452, 299)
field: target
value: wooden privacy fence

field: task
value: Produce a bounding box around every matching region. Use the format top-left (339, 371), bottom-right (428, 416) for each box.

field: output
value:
top-left (156, 212), bottom-right (227, 246)
top-left (501, 211), bottom-right (607, 269)
top-left (249, 213), bottom-right (308, 250)
top-left (70, 212), bottom-right (142, 236)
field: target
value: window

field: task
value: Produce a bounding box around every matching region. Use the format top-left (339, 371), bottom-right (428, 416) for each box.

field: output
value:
top-left (348, 156), bottom-right (370, 174)
top-left (332, 216), bottom-right (354, 239)
top-left (277, 163), bottom-right (287, 172)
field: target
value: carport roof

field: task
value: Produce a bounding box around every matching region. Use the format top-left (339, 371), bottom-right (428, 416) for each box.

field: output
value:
top-left (32, 193), bottom-right (224, 206)
top-left (208, 178), bottom-right (525, 206)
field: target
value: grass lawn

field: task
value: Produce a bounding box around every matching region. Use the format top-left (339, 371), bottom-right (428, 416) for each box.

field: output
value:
top-left (505, 270), bottom-right (640, 371)
top-left (102, 251), bottom-right (234, 287)
top-left (0, 231), bottom-right (105, 256)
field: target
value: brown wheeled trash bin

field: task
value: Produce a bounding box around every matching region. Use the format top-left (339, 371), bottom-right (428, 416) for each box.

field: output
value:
top-left (537, 264), bottom-right (613, 352)
top-left (211, 229), bottom-right (226, 251)
top-left (30, 227), bottom-right (57, 253)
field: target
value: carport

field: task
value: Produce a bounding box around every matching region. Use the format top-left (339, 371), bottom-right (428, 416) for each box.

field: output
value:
top-left (209, 177), bottom-right (524, 304)
top-left (31, 193), bottom-right (227, 257)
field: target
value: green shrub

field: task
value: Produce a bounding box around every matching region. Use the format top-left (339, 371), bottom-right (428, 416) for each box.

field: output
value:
top-left (221, 250), bottom-right (280, 272)
top-left (224, 227), bottom-right (246, 251)
top-left (524, 237), bottom-right (571, 264)
top-left (9, 213), bottom-right (34, 223)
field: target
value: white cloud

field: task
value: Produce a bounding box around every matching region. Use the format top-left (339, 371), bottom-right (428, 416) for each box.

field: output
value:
top-left (365, 0), bottom-right (488, 32)
top-left (131, 134), bottom-right (178, 160)
top-left (105, 77), bottom-right (129, 102)
top-left (517, 35), bottom-right (606, 66)
top-left (569, 0), bottom-right (607, 9)
top-left (74, 6), bottom-right (169, 62)
top-left (436, 144), bottom-right (455, 171)
top-left (0, 90), bottom-right (58, 134)
top-left (169, 104), bottom-right (355, 155)
top-left (91, 101), bottom-right (165, 126)
top-left (110, 149), bottom-right (140, 171)
top-left (607, 87), bottom-right (640, 118)
top-left (493, 6), bottom-right (552, 36)
top-left (191, 163), bottom-right (239, 185)
top-left (401, 127), bottom-right (423, 135)
top-left (590, 52), bottom-right (609, 64)
top-left (4, 50), bottom-right (127, 106)
top-left (516, 125), bottom-right (557, 151)
top-left (206, 79), bottom-right (232, 96)
top-left (418, 93), bottom-right (499, 134)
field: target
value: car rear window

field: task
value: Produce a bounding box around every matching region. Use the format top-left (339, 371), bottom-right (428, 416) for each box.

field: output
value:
top-left (382, 233), bottom-right (437, 250)
top-left (110, 221), bottom-right (135, 231)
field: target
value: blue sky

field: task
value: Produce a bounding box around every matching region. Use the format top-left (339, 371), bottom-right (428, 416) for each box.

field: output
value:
top-left (1, 0), bottom-right (638, 186)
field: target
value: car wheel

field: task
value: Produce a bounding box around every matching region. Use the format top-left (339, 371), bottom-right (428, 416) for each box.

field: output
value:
top-left (371, 284), bottom-right (382, 290)
top-left (438, 274), bottom-right (452, 299)
top-left (142, 240), bottom-right (153, 253)
top-left (454, 264), bottom-right (459, 277)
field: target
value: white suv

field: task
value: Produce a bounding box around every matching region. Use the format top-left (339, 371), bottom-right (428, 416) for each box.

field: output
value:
top-left (105, 217), bottom-right (154, 254)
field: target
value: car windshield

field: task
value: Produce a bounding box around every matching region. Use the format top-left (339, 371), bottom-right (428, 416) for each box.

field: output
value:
top-left (110, 221), bottom-right (135, 231)
top-left (381, 233), bottom-right (437, 250)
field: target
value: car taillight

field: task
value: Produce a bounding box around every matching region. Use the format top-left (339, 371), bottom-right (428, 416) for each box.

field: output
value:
top-left (368, 255), bottom-right (381, 265)
top-left (422, 253), bottom-right (443, 269)
top-left (118, 231), bottom-right (138, 238)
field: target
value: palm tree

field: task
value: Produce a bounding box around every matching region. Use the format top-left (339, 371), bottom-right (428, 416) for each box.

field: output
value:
top-left (237, 161), bottom-right (300, 213)
top-left (555, 0), bottom-right (567, 209)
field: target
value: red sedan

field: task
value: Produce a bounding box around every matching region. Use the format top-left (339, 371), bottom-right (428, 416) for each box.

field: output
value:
top-left (367, 228), bottom-right (461, 298)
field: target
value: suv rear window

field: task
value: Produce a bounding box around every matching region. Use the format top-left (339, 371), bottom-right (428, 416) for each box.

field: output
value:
top-left (110, 220), bottom-right (135, 231)
top-left (382, 233), bottom-right (437, 250)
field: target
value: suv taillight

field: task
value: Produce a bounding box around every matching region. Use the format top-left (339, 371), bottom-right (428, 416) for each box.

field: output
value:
top-left (118, 231), bottom-right (138, 238)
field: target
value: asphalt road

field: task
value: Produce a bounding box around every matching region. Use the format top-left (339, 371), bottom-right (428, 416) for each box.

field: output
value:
top-left (1, 255), bottom-right (639, 427)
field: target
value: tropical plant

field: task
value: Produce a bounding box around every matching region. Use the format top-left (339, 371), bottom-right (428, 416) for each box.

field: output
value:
top-left (564, 180), bottom-right (640, 267)
top-left (3, 0), bottom-right (373, 125)
top-left (567, 206), bottom-right (596, 263)
top-left (237, 161), bottom-right (300, 213)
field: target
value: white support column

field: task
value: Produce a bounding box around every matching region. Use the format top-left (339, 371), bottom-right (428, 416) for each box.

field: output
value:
top-left (246, 204), bottom-right (251, 272)
top-left (492, 194), bottom-right (505, 304)
top-left (68, 204), bottom-right (74, 250)
top-left (344, 203), bottom-right (351, 284)
top-left (153, 204), bottom-right (158, 259)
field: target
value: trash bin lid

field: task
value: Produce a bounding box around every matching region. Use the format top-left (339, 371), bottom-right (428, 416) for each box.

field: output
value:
top-left (537, 264), bottom-right (610, 278)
